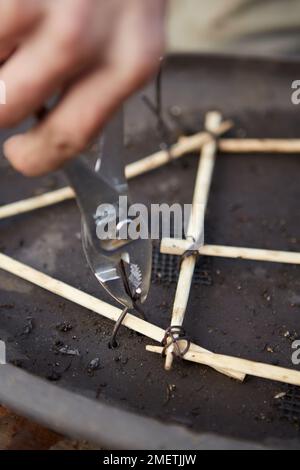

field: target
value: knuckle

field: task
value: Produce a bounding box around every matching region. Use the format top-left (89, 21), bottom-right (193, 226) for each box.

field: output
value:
top-left (53, 17), bottom-right (87, 66)
top-left (54, 34), bottom-right (80, 67)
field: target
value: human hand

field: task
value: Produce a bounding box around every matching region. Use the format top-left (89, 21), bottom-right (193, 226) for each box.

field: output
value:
top-left (0, 0), bottom-right (166, 176)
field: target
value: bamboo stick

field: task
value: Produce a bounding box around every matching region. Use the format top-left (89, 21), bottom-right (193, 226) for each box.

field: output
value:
top-left (161, 239), bottom-right (300, 265)
top-left (0, 123), bottom-right (233, 221)
top-left (147, 345), bottom-right (300, 387)
top-left (164, 112), bottom-right (222, 371)
top-left (0, 187), bottom-right (75, 220)
top-left (126, 120), bottom-right (232, 179)
top-left (0, 252), bottom-right (245, 381)
top-left (219, 139), bottom-right (300, 154)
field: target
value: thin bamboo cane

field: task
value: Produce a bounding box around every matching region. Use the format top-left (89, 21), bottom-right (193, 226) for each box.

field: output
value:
top-left (219, 139), bottom-right (300, 154)
top-left (0, 187), bottom-right (75, 220)
top-left (164, 112), bottom-right (222, 371)
top-left (147, 345), bottom-right (300, 387)
top-left (160, 239), bottom-right (300, 265)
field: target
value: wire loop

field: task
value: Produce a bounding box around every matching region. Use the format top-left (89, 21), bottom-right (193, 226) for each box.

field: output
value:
top-left (162, 325), bottom-right (191, 358)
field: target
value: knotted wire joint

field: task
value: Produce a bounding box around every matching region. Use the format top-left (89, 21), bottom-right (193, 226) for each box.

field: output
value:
top-left (180, 239), bottom-right (201, 268)
top-left (162, 325), bottom-right (191, 358)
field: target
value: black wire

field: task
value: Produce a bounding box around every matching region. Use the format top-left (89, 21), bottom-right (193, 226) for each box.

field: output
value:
top-left (109, 306), bottom-right (129, 349)
top-left (109, 260), bottom-right (146, 348)
top-left (162, 326), bottom-right (191, 358)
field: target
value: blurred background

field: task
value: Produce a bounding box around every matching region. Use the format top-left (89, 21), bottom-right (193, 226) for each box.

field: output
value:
top-left (167, 0), bottom-right (300, 56)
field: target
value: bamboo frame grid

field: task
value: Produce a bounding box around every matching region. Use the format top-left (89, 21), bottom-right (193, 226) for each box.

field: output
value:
top-left (1, 251), bottom-right (300, 386)
top-left (153, 112), bottom-right (300, 372)
top-left (0, 117), bottom-right (300, 386)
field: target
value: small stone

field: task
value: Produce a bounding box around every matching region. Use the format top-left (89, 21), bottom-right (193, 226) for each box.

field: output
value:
top-left (283, 331), bottom-right (299, 342)
top-left (263, 291), bottom-right (272, 302)
top-left (58, 345), bottom-right (80, 356)
top-left (88, 358), bottom-right (101, 372)
top-left (274, 392), bottom-right (286, 400)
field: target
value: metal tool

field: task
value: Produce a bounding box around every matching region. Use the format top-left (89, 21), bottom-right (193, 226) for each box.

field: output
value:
top-left (36, 105), bottom-right (151, 345)
top-left (64, 107), bottom-right (152, 313)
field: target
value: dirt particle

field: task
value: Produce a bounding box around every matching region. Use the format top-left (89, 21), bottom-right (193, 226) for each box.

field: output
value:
top-left (57, 345), bottom-right (80, 357)
top-left (274, 392), bottom-right (286, 400)
top-left (164, 384), bottom-right (176, 405)
top-left (56, 322), bottom-right (73, 333)
top-left (22, 318), bottom-right (34, 336)
top-left (87, 358), bottom-right (101, 374)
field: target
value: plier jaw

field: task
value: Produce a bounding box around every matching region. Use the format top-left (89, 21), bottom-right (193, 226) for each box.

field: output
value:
top-left (84, 221), bottom-right (152, 310)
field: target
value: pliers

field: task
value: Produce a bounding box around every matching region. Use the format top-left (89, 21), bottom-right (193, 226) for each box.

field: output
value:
top-left (64, 106), bottom-right (152, 344)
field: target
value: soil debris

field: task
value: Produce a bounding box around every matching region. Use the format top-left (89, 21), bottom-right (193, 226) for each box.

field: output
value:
top-left (87, 358), bottom-right (101, 374)
top-left (56, 322), bottom-right (73, 333)
top-left (22, 318), bottom-right (34, 336)
top-left (59, 346), bottom-right (80, 357)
